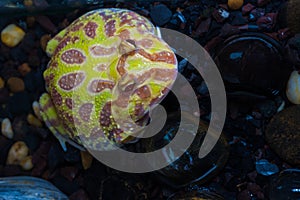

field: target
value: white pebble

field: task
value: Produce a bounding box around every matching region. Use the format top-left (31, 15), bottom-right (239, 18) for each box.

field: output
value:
top-left (286, 70), bottom-right (300, 104)
top-left (1, 118), bottom-right (14, 139)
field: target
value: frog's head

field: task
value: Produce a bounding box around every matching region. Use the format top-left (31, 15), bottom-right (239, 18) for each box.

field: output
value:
top-left (39, 8), bottom-right (177, 151)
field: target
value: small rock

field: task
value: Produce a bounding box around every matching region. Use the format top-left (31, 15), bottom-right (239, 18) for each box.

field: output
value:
top-left (269, 169), bottom-right (300, 200)
top-left (0, 77), bottom-right (5, 89)
top-left (52, 176), bottom-right (80, 195)
top-left (32, 101), bottom-right (42, 121)
top-left (23, 0), bottom-right (33, 7)
top-left (257, 13), bottom-right (277, 30)
top-left (257, 0), bottom-right (270, 7)
top-left (242, 3), bottom-right (255, 15)
top-left (33, 0), bottom-right (49, 8)
top-left (12, 116), bottom-right (29, 139)
top-left (40, 34), bottom-right (51, 52)
top-left (277, 28), bottom-right (292, 41)
top-left (80, 151), bottom-right (93, 170)
top-left (265, 106), bottom-right (300, 166)
top-left (228, 0), bottom-right (244, 10)
top-left (48, 143), bottom-right (65, 170)
top-left (18, 63), bottom-right (31, 77)
top-left (1, 61), bottom-right (20, 81)
top-left (23, 131), bottom-right (41, 152)
top-left (255, 159), bottom-right (279, 176)
top-left (8, 91), bottom-right (31, 116)
top-left (1, 24), bottom-right (26, 48)
top-left (0, 88), bottom-right (9, 104)
top-left (286, 71), bottom-right (300, 104)
top-left (35, 15), bottom-right (57, 34)
top-left (31, 142), bottom-right (51, 176)
top-left (1, 165), bottom-right (22, 177)
top-left (27, 113), bottom-right (43, 127)
top-left (7, 77), bottom-right (25, 93)
top-left (231, 11), bottom-right (248, 25)
top-left (0, 135), bottom-right (14, 165)
top-left (6, 141), bottom-right (29, 165)
top-left (64, 147), bottom-right (81, 163)
top-left (1, 118), bottom-right (14, 139)
top-left (250, 8), bottom-right (265, 20)
top-left (60, 166), bottom-right (79, 182)
top-left (193, 18), bottom-right (211, 37)
top-left (212, 8), bottom-right (230, 23)
top-left (69, 189), bottom-right (90, 200)
top-left (26, 16), bottom-right (35, 28)
top-left (28, 53), bottom-right (41, 68)
top-left (19, 155), bottom-right (34, 170)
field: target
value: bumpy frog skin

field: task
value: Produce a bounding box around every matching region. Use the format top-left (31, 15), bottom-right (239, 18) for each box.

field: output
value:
top-left (39, 8), bottom-right (178, 151)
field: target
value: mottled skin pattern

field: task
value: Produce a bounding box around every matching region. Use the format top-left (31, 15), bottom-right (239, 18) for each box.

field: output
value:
top-left (39, 8), bottom-right (177, 151)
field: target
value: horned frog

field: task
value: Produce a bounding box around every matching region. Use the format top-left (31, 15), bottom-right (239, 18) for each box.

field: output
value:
top-left (38, 8), bottom-right (178, 151)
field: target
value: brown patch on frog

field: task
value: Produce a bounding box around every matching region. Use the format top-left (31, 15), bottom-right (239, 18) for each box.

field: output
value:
top-left (109, 127), bottom-right (124, 143)
top-left (51, 88), bottom-right (63, 106)
top-left (136, 71), bottom-right (152, 85)
top-left (118, 29), bottom-right (130, 40)
top-left (79, 103), bottom-right (93, 122)
top-left (61, 49), bottom-right (86, 64)
top-left (65, 98), bottom-right (73, 109)
top-left (135, 85), bottom-right (151, 99)
top-left (119, 13), bottom-right (130, 27)
top-left (70, 22), bottom-right (84, 32)
top-left (137, 38), bottom-right (153, 49)
top-left (58, 71), bottom-right (86, 91)
top-left (99, 11), bottom-right (113, 21)
top-left (90, 127), bottom-right (105, 139)
top-left (90, 45), bottom-right (116, 57)
top-left (132, 103), bottom-right (147, 119)
top-left (83, 21), bottom-right (98, 39)
top-left (54, 36), bottom-right (71, 55)
top-left (48, 61), bottom-right (58, 69)
top-left (99, 102), bottom-right (112, 127)
top-left (105, 20), bottom-right (116, 37)
top-left (151, 68), bottom-right (177, 82)
top-left (87, 79), bottom-right (114, 94)
top-left (113, 96), bottom-right (130, 108)
top-left (63, 112), bottom-right (81, 127)
top-left (44, 73), bottom-right (55, 87)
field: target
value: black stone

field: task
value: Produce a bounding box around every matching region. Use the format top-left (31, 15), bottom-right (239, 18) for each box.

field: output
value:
top-left (8, 91), bottom-right (32, 116)
top-left (48, 143), bottom-right (65, 171)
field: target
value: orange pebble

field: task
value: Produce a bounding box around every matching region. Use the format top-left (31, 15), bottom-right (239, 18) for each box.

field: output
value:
top-left (18, 63), bottom-right (31, 76)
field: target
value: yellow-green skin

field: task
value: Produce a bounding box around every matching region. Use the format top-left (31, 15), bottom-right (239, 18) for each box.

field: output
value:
top-left (39, 8), bottom-right (177, 151)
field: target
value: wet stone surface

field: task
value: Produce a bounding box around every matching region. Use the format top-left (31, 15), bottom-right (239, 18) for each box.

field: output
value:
top-left (0, 0), bottom-right (299, 199)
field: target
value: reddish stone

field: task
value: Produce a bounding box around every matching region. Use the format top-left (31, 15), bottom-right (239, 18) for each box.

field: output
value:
top-left (242, 3), bottom-right (255, 15)
top-left (61, 49), bottom-right (86, 64)
top-left (257, 0), bottom-right (270, 7)
top-left (58, 72), bottom-right (86, 91)
top-left (257, 13), bottom-right (277, 30)
top-left (35, 15), bottom-right (57, 34)
top-left (60, 166), bottom-right (79, 182)
top-left (69, 189), bottom-right (90, 200)
top-left (83, 21), bottom-right (98, 39)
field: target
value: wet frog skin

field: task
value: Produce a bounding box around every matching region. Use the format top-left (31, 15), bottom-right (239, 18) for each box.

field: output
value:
top-left (39, 8), bottom-right (177, 151)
